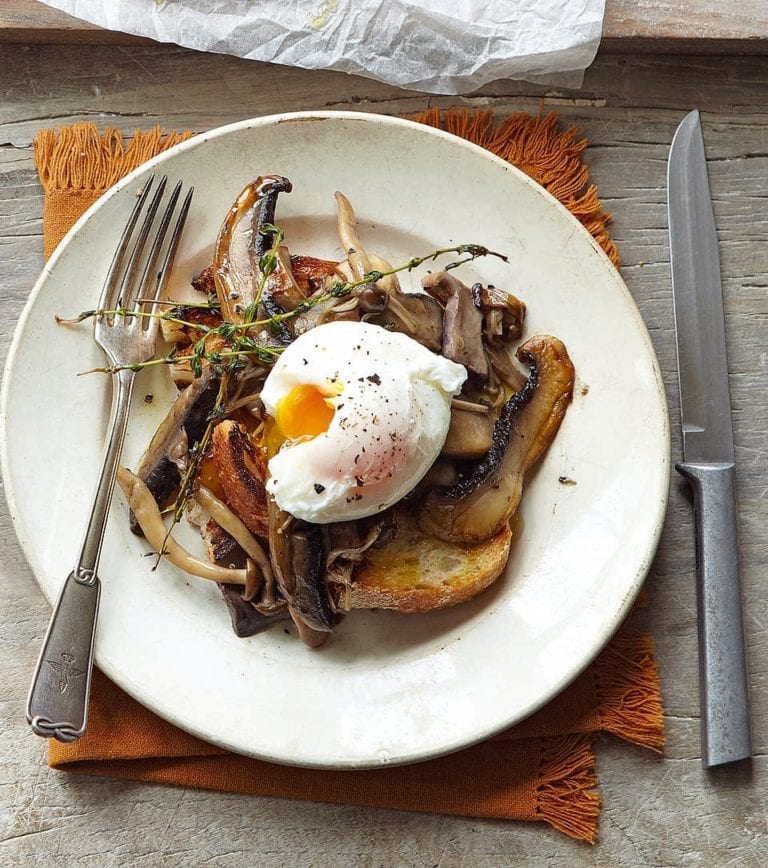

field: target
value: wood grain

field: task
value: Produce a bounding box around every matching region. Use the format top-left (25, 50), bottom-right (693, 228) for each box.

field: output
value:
top-left (2, 45), bottom-right (768, 866)
top-left (602, 0), bottom-right (768, 52)
top-left (1, 0), bottom-right (768, 53)
top-left (0, 0), bottom-right (123, 43)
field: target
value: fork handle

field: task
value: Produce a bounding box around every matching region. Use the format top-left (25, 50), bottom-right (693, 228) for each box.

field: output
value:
top-left (76, 367), bottom-right (136, 581)
top-left (27, 368), bottom-right (134, 742)
top-left (26, 571), bottom-right (101, 741)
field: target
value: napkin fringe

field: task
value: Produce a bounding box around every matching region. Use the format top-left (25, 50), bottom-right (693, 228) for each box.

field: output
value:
top-left (536, 733), bottom-right (600, 844)
top-left (411, 107), bottom-right (619, 268)
top-left (34, 123), bottom-right (193, 193)
top-left (595, 629), bottom-right (665, 752)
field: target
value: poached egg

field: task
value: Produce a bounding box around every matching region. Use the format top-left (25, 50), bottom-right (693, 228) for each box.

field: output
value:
top-left (261, 321), bottom-right (466, 523)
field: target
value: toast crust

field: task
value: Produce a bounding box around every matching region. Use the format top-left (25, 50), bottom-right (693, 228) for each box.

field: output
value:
top-left (337, 509), bottom-right (514, 613)
top-left (211, 420), bottom-right (270, 539)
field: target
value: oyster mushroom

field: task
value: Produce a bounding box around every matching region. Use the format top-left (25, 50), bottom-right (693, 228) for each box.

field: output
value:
top-left (420, 336), bottom-right (575, 544)
top-left (373, 292), bottom-right (444, 353)
top-left (473, 283), bottom-right (526, 345)
top-left (333, 191), bottom-right (444, 351)
top-left (129, 368), bottom-right (220, 535)
top-left (422, 271), bottom-right (488, 383)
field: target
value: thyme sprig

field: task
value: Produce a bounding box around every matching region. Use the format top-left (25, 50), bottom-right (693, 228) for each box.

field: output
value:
top-left (56, 308), bottom-right (193, 328)
top-left (261, 242), bottom-right (508, 327)
top-left (62, 240), bottom-right (507, 377)
top-left (133, 297), bottom-right (221, 311)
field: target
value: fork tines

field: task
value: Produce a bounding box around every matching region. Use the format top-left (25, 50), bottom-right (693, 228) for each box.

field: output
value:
top-left (97, 175), bottom-right (194, 327)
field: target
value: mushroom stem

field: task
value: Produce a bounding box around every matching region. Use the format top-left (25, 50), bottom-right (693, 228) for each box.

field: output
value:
top-left (335, 191), bottom-right (373, 281)
top-left (193, 485), bottom-right (274, 585)
top-left (117, 467), bottom-right (247, 585)
top-left (451, 398), bottom-right (490, 415)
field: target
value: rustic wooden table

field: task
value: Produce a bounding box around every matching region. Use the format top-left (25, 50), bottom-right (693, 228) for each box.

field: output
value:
top-left (2, 18), bottom-right (768, 866)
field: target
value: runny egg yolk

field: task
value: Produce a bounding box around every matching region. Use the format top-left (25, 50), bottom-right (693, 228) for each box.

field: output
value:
top-left (274, 383), bottom-right (336, 439)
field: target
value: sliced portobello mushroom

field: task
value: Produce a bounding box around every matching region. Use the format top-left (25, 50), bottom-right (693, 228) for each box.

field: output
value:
top-left (260, 291), bottom-right (293, 345)
top-left (420, 336), bottom-right (575, 544)
top-left (129, 368), bottom-right (220, 535)
top-left (212, 175), bottom-right (292, 324)
top-left (267, 496), bottom-right (335, 643)
top-left (291, 524), bottom-right (335, 631)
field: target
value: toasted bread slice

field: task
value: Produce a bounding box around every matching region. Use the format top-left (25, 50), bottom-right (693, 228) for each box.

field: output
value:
top-left (202, 517), bottom-right (243, 565)
top-left (210, 424), bottom-right (513, 614)
top-left (212, 420), bottom-right (270, 538)
top-left (335, 509), bottom-right (513, 613)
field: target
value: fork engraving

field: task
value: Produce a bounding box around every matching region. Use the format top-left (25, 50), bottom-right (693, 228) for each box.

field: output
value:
top-left (45, 652), bottom-right (85, 695)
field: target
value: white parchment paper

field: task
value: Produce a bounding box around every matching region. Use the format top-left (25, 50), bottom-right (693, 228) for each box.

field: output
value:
top-left (41, 0), bottom-right (605, 94)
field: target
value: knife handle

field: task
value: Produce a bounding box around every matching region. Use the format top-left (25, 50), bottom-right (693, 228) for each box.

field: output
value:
top-left (675, 460), bottom-right (752, 767)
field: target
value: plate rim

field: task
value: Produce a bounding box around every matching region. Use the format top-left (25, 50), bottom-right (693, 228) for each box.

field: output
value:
top-left (1, 110), bottom-right (671, 769)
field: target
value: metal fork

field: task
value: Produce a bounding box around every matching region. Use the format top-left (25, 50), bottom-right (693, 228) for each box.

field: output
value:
top-left (26, 175), bottom-right (193, 743)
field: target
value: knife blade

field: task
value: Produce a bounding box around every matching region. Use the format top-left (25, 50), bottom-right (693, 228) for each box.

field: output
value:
top-left (668, 109), bottom-right (752, 767)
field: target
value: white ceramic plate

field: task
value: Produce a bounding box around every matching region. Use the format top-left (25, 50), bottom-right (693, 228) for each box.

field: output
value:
top-left (1, 112), bottom-right (669, 768)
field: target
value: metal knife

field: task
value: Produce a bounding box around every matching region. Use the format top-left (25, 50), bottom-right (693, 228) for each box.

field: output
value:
top-left (667, 109), bottom-right (752, 768)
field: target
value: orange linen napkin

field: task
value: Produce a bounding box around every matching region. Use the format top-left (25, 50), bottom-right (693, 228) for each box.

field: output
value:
top-left (35, 111), bottom-right (661, 844)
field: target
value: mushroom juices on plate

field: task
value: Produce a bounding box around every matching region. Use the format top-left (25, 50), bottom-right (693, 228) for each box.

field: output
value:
top-left (108, 176), bottom-right (575, 647)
